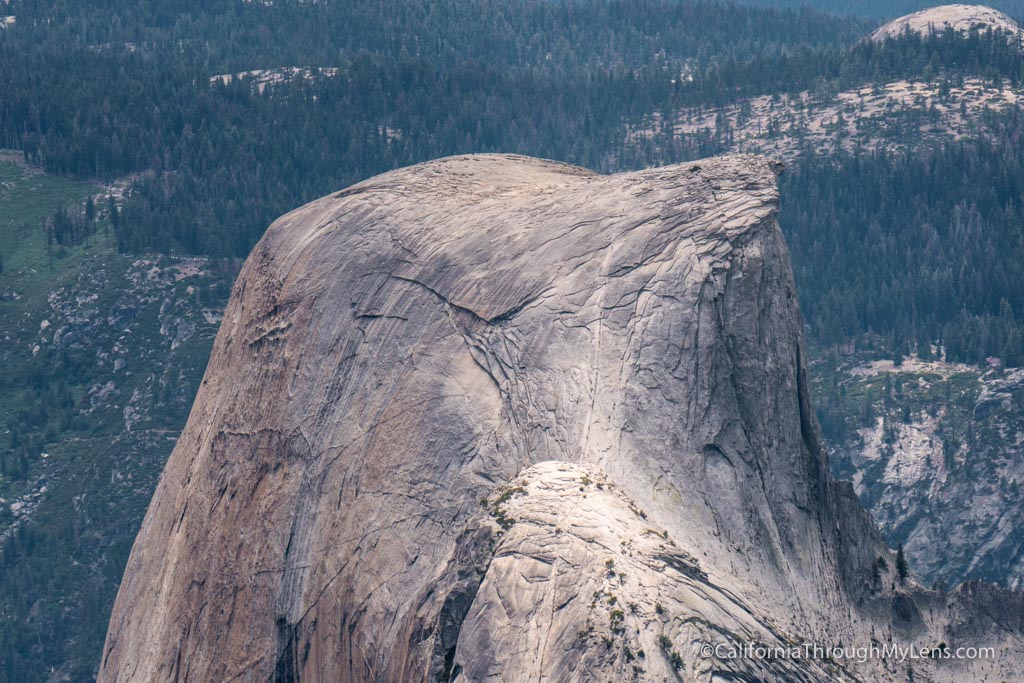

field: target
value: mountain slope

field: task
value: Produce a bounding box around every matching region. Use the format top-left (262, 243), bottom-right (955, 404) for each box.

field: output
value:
top-left (99, 154), bottom-right (1024, 682)
top-left (0, 158), bottom-right (231, 681)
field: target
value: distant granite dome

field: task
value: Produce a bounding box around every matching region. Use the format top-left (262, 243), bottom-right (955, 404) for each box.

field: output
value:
top-left (870, 4), bottom-right (1022, 42)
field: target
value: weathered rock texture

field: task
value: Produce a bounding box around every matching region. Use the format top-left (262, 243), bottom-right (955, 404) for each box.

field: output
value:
top-left (869, 4), bottom-right (1022, 43)
top-left (98, 154), bottom-right (1024, 682)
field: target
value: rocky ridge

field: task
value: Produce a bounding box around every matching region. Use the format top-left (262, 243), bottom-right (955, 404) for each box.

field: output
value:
top-left (629, 77), bottom-right (1024, 162)
top-left (99, 154), bottom-right (1024, 682)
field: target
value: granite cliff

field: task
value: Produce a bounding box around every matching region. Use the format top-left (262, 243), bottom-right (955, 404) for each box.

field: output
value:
top-left (98, 154), bottom-right (1024, 682)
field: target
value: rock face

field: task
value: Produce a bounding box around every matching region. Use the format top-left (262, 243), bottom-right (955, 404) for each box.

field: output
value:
top-left (98, 154), bottom-right (1024, 682)
top-left (869, 4), bottom-right (1022, 43)
top-left (827, 360), bottom-right (1024, 591)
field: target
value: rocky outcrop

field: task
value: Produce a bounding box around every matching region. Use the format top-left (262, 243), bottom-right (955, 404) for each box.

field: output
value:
top-left (827, 360), bottom-right (1024, 591)
top-left (638, 77), bottom-right (1024, 162)
top-left (98, 154), bottom-right (1024, 682)
top-left (869, 4), bottom-right (1022, 43)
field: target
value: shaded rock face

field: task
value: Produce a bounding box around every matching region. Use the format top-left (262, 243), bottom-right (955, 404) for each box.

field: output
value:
top-left (98, 154), bottom-right (1024, 682)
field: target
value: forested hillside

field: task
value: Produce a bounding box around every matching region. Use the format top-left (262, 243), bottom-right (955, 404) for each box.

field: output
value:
top-left (5, 0), bottom-right (1023, 276)
top-left (2, 0), bottom-right (871, 256)
top-left (740, 0), bottom-right (1024, 19)
top-left (783, 115), bottom-right (1024, 365)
